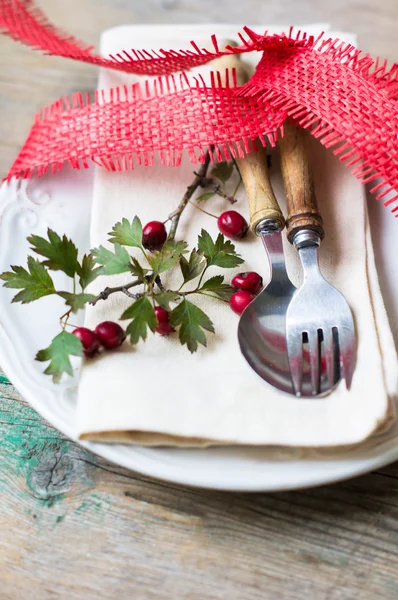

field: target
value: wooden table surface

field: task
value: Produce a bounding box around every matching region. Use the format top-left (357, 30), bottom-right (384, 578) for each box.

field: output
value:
top-left (1, 1), bottom-right (398, 598)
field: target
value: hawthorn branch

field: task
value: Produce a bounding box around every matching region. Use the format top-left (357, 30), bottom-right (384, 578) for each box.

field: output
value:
top-left (90, 274), bottom-right (166, 306)
top-left (90, 279), bottom-right (142, 306)
top-left (154, 275), bottom-right (166, 291)
top-left (167, 151), bottom-right (212, 241)
top-left (206, 182), bottom-right (237, 204)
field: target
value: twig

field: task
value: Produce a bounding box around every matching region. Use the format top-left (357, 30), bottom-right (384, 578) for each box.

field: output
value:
top-left (155, 275), bottom-right (166, 291)
top-left (90, 280), bottom-right (142, 306)
top-left (90, 274), bottom-right (166, 306)
top-left (208, 182), bottom-right (237, 204)
top-left (167, 151), bottom-right (212, 241)
top-left (122, 289), bottom-right (143, 300)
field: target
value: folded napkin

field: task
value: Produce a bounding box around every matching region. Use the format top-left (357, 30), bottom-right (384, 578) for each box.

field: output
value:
top-left (76, 24), bottom-right (398, 447)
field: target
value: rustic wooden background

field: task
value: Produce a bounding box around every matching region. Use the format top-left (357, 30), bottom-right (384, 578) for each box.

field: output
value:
top-left (1, 1), bottom-right (398, 598)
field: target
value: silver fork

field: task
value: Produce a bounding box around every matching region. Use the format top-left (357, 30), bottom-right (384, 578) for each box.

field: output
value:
top-left (279, 122), bottom-right (356, 396)
top-left (286, 229), bottom-right (356, 395)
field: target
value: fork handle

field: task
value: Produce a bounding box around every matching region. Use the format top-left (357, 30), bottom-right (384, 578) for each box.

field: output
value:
top-left (236, 141), bottom-right (285, 233)
top-left (279, 121), bottom-right (324, 244)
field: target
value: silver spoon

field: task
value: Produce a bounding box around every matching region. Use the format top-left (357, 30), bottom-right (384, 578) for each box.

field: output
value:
top-left (236, 142), bottom-right (334, 396)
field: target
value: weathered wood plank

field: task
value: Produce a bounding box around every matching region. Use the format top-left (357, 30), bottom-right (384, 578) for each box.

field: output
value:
top-left (1, 375), bottom-right (398, 600)
top-left (0, 0), bottom-right (398, 598)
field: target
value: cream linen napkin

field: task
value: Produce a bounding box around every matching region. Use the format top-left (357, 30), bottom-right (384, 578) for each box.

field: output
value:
top-left (76, 24), bottom-right (398, 447)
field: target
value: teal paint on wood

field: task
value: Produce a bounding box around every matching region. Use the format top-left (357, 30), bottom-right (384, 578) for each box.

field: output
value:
top-left (75, 492), bottom-right (111, 517)
top-left (0, 383), bottom-right (99, 525)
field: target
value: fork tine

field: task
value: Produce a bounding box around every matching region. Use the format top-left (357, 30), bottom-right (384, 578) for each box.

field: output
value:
top-left (323, 328), bottom-right (335, 389)
top-left (338, 325), bottom-right (356, 389)
top-left (286, 330), bottom-right (303, 396)
top-left (308, 329), bottom-right (320, 395)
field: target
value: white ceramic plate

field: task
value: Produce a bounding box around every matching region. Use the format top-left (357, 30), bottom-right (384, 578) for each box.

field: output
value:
top-left (0, 166), bottom-right (397, 492)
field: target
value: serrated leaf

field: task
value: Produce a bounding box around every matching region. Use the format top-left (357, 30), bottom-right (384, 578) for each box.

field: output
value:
top-left (92, 244), bottom-right (131, 275)
top-left (154, 291), bottom-right (180, 311)
top-left (28, 229), bottom-right (78, 278)
top-left (200, 275), bottom-right (234, 300)
top-left (180, 249), bottom-right (205, 283)
top-left (147, 240), bottom-right (188, 276)
top-left (58, 292), bottom-right (97, 313)
top-left (197, 229), bottom-right (216, 257)
top-left (36, 331), bottom-right (83, 384)
top-left (121, 296), bottom-right (157, 344)
top-left (197, 229), bottom-right (244, 269)
top-left (130, 257), bottom-right (148, 283)
top-left (0, 256), bottom-right (56, 304)
top-left (170, 299), bottom-right (214, 353)
top-left (108, 216), bottom-right (143, 248)
top-left (211, 161), bottom-right (234, 183)
top-left (196, 192), bottom-right (215, 203)
top-left (77, 254), bottom-right (102, 289)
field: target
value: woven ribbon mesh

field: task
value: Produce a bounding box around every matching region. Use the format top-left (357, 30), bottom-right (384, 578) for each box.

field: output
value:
top-left (1, 0), bottom-right (398, 213)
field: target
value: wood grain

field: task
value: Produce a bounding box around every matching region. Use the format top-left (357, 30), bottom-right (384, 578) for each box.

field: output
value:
top-left (0, 1), bottom-right (398, 599)
top-left (279, 122), bottom-right (324, 243)
top-left (236, 142), bottom-right (285, 232)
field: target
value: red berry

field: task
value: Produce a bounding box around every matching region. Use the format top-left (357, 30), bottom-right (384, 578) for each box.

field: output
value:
top-left (231, 271), bottom-right (263, 295)
top-left (142, 221), bottom-right (167, 251)
top-left (72, 327), bottom-right (101, 358)
top-left (229, 291), bottom-right (255, 315)
top-left (95, 321), bottom-right (126, 350)
top-left (217, 211), bottom-right (248, 240)
top-left (154, 306), bottom-right (175, 335)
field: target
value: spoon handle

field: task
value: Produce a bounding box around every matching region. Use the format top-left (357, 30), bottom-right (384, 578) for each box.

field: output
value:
top-left (279, 121), bottom-right (324, 244)
top-left (236, 143), bottom-right (285, 233)
top-left (211, 46), bottom-right (285, 234)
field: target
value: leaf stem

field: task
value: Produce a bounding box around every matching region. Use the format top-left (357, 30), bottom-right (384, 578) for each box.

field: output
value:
top-left (194, 291), bottom-right (230, 303)
top-left (231, 177), bottom-right (242, 199)
top-left (60, 308), bottom-right (72, 330)
top-left (197, 265), bottom-right (208, 290)
top-left (188, 199), bottom-right (218, 219)
top-left (63, 321), bottom-right (80, 329)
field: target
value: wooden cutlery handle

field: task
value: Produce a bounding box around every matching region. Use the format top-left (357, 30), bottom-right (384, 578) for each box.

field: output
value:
top-left (212, 46), bottom-right (284, 233)
top-left (235, 143), bottom-right (285, 232)
top-left (279, 121), bottom-right (324, 243)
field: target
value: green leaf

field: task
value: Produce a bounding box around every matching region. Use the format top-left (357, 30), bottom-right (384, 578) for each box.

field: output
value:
top-left (180, 249), bottom-right (205, 283)
top-left (36, 331), bottom-right (83, 384)
top-left (170, 299), bottom-right (214, 353)
top-left (197, 229), bottom-right (216, 257)
top-left (197, 229), bottom-right (244, 269)
top-left (58, 292), bottom-right (97, 313)
top-left (0, 256), bottom-right (56, 304)
top-left (200, 275), bottom-right (234, 300)
top-left (77, 254), bottom-right (102, 290)
top-left (108, 216), bottom-right (143, 249)
top-left (196, 192), bottom-right (215, 203)
top-left (154, 291), bottom-right (180, 311)
top-left (211, 161), bottom-right (234, 183)
top-left (121, 296), bottom-right (157, 344)
top-left (130, 257), bottom-right (148, 283)
top-left (147, 240), bottom-right (188, 275)
top-left (92, 244), bottom-right (131, 275)
top-left (28, 229), bottom-right (78, 278)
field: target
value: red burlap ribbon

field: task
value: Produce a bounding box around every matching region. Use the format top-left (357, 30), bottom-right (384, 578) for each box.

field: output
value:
top-left (1, 0), bottom-right (398, 213)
